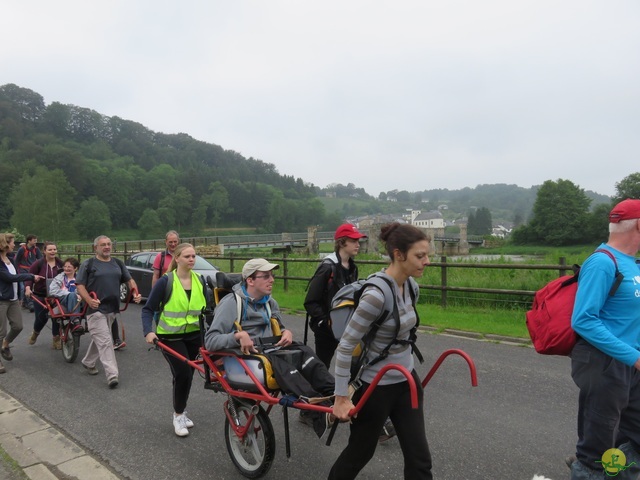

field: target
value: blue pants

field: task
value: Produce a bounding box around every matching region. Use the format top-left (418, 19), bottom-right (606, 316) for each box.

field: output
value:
top-left (571, 339), bottom-right (640, 476)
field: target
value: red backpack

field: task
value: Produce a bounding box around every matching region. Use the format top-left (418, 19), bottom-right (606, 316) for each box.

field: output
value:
top-left (525, 249), bottom-right (621, 355)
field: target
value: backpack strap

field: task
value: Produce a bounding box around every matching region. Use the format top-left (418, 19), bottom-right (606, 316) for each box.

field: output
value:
top-left (233, 292), bottom-right (272, 336)
top-left (352, 275), bottom-right (424, 382)
top-left (593, 248), bottom-right (623, 296)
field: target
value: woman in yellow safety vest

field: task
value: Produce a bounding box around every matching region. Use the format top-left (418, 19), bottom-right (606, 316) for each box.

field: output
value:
top-left (142, 243), bottom-right (208, 437)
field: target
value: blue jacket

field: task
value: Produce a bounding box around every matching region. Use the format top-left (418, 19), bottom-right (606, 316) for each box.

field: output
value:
top-left (0, 254), bottom-right (34, 301)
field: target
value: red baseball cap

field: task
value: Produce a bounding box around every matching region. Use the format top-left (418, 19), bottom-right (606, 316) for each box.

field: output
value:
top-left (609, 199), bottom-right (640, 223)
top-left (334, 223), bottom-right (367, 240)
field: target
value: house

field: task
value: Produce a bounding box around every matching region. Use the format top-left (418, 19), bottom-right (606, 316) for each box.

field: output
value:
top-left (411, 210), bottom-right (445, 229)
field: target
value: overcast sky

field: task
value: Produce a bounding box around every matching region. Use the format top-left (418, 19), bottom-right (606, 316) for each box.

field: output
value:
top-left (3, 1), bottom-right (639, 197)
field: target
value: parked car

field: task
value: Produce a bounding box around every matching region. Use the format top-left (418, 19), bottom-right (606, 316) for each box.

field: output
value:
top-left (120, 251), bottom-right (219, 301)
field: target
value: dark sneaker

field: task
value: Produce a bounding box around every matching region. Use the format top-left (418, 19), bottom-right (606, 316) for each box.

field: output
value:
top-left (298, 410), bottom-right (315, 427)
top-left (379, 419), bottom-right (396, 443)
top-left (108, 376), bottom-right (119, 389)
top-left (113, 339), bottom-right (126, 350)
top-left (1, 347), bottom-right (12, 361)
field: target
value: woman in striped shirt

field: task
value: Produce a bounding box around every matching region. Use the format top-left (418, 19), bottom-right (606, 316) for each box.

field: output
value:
top-left (329, 223), bottom-right (432, 480)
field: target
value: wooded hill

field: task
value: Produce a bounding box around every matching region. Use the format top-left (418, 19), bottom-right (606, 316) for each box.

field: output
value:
top-left (0, 83), bottom-right (612, 241)
top-left (0, 84), bottom-right (327, 240)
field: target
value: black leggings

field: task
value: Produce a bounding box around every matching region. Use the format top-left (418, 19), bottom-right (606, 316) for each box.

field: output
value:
top-left (328, 370), bottom-right (432, 480)
top-left (160, 334), bottom-right (201, 414)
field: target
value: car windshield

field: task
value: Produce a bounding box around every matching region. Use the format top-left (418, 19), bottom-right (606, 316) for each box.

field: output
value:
top-left (194, 255), bottom-right (215, 270)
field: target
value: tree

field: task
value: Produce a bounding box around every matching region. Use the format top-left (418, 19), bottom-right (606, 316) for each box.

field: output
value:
top-left (516, 179), bottom-right (591, 246)
top-left (614, 173), bottom-right (640, 203)
top-left (9, 167), bottom-right (77, 241)
top-left (208, 181), bottom-right (230, 229)
top-left (74, 197), bottom-right (112, 240)
top-left (137, 209), bottom-right (162, 239)
top-left (475, 207), bottom-right (493, 235)
top-left (157, 196), bottom-right (176, 230)
top-left (172, 186), bottom-right (193, 230)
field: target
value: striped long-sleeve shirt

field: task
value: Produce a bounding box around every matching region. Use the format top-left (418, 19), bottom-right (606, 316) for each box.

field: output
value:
top-left (333, 271), bottom-right (418, 397)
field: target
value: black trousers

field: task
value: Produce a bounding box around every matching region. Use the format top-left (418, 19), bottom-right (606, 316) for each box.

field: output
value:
top-left (160, 334), bottom-right (201, 414)
top-left (312, 323), bottom-right (339, 370)
top-left (571, 339), bottom-right (640, 470)
top-left (328, 370), bottom-right (432, 480)
top-left (268, 343), bottom-right (335, 398)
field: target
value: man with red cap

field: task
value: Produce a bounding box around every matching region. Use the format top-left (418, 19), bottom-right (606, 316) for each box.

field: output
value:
top-left (569, 199), bottom-right (640, 479)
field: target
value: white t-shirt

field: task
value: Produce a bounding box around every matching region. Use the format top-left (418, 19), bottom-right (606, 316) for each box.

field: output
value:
top-left (6, 262), bottom-right (17, 300)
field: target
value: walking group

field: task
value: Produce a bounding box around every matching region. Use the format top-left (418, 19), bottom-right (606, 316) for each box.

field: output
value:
top-left (3, 200), bottom-right (640, 479)
top-left (0, 233), bottom-right (141, 385)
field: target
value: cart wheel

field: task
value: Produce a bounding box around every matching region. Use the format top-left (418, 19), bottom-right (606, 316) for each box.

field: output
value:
top-left (61, 331), bottom-right (80, 363)
top-left (224, 403), bottom-right (275, 479)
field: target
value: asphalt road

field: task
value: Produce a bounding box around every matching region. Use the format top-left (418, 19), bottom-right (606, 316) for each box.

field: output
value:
top-left (0, 304), bottom-right (576, 480)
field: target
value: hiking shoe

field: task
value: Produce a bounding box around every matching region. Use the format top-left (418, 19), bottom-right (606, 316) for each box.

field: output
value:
top-left (1, 347), bottom-right (12, 361)
top-left (379, 419), bottom-right (396, 443)
top-left (298, 410), bottom-right (315, 427)
top-left (0, 361), bottom-right (5, 374)
top-left (565, 455), bottom-right (577, 469)
top-left (113, 339), bottom-right (126, 350)
top-left (52, 336), bottom-right (61, 350)
top-left (83, 363), bottom-right (99, 375)
top-left (173, 413), bottom-right (189, 437)
top-left (28, 331), bottom-right (39, 345)
top-left (183, 411), bottom-right (194, 428)
top-left (108, 376), bottom-right (119, 389)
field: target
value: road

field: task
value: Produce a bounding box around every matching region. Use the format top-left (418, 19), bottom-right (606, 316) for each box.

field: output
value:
top-left (0, 304), bottom-right (576, 480)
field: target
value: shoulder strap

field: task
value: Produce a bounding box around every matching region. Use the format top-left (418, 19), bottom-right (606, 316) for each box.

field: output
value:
top-left (593, 248), bottom-right (623, 297)
top-left (161, 271), bottom-right (174, 310)
top-left (304, 257), bottom-right (337, 292)
top-left (233, 292), bottom-right (271, 335)
top-left (159, 251), bottom-right (166, 273)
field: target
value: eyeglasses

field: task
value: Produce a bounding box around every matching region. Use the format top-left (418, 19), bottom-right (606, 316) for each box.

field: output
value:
top-left (253, 272), bottom-right (276, 280)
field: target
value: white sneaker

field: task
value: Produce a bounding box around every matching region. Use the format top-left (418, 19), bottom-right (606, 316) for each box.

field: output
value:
top-left (183, 411), bottom-right (194, 428)
top-left (173, 413), bottom-right (189, 437)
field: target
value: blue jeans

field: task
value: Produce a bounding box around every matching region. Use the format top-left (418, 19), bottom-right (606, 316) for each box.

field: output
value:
top-left (33, 295), bottom-right (59, 336)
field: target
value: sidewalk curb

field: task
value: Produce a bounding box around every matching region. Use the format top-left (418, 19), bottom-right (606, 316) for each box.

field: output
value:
top-left (0, 390), bottom-right (123, 480)
top-left (418, 325), bottom-right (532, 347)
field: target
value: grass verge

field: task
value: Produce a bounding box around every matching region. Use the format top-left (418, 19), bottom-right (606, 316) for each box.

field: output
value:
top-left (276, 291), bottom-right (530, 339)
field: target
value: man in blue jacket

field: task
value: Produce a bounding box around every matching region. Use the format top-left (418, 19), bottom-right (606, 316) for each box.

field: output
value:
top-left (569, 199), bottom-right (640, 480)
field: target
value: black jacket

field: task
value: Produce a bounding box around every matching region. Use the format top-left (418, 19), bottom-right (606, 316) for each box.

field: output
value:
top-left (303, 253), bottom-right (358, 332)
top-left (0, 254), bottom-right (34, 301)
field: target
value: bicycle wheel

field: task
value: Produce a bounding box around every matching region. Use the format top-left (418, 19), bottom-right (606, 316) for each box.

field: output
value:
top-left (224, 402), bottom-right (275, 479)
top-left (61, 328), bottom-right (80, 363)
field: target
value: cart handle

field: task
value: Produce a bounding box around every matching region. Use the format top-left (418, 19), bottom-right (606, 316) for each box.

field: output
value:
top-left (153, 339), bottom-right (205, 374)
top-left (119, 287), bottom-right (139, 312)
top-left (422, 348), bottom-right (478, 388)
top-left (349, 364), bottom-right (418, 418)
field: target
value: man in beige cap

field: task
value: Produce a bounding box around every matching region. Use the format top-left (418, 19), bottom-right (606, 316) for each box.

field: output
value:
top-left (205, 258), bottom-right (334, 438)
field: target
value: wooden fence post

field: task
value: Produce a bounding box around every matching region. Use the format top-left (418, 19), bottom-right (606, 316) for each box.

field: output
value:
top-left (283, 253), bottom-right (289, 292)
top-left (559, 257), bottom-right (567, 277)
top-left (441, 255), bottom-right (447, 308)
